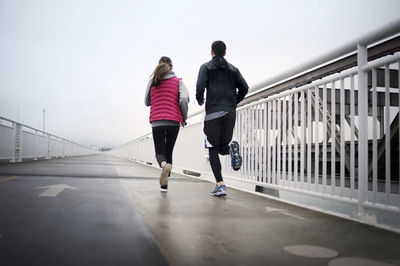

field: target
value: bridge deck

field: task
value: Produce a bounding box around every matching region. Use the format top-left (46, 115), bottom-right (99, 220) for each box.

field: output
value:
top-left (0, 154), bottom-right (399, 266)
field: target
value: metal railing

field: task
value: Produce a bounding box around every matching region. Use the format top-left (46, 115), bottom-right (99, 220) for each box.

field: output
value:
top-left (0, 116), bottom-right (96, 162)
top-left (222, 52), bottom-right (400, 213)
top-left (110, 19), bottom-right (400, 228)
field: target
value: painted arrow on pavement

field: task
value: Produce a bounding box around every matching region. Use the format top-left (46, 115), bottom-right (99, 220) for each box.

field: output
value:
top-left (35, 184), bottom-right (79, 197)
top-left (265, 207), bottom-right (307, 220)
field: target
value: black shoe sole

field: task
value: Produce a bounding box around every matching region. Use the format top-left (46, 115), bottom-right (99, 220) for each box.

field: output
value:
top-left (230, 141), bottom-right (242, 171)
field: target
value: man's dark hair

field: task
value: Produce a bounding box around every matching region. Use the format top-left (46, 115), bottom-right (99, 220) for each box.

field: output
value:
top-left (211, 41), bottom-right (226, 57)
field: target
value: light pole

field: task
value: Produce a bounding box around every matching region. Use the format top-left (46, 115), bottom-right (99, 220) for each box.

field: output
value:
top-left (43, 108), bottom-right (45, 132)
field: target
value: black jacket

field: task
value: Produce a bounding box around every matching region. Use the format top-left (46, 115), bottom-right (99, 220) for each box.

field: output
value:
top-left (196, 56), bottom-right (249, 115)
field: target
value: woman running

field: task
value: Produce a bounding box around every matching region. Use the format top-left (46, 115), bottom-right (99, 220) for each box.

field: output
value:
top-left (145, 56), bottom-right (189, 192)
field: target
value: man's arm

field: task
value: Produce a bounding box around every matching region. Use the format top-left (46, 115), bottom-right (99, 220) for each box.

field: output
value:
top-left (196, 64), bottom-right (208, 105)
top-left (236, 70), bottom-right (249, 104)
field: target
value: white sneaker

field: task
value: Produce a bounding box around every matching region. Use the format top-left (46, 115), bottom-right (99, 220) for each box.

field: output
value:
top-left (160, 163), bottom-right (172, 187)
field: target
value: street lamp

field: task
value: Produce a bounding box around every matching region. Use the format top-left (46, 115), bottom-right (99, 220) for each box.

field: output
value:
top-left (43, 108), bottom-right (45, 132)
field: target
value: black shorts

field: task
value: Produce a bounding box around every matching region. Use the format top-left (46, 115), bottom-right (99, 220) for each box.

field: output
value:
top-left (204, 111), bottom-right (236, 151)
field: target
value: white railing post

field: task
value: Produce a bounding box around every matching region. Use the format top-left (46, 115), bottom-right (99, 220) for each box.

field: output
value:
top-left (356, 43), bottom-right (368, 220)
top-left (11, 122), bottom-right (16, 162)
top-left (34, 130), bottom-right (38, 160)
top-left (11, 122), bottom-right (22, 162)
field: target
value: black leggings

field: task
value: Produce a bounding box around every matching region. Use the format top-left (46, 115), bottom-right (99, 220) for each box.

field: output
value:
top-left (204, 112), bottom-right (236, 183)
top-left (152, 126), bottom-right (180, 167)
top-left (209, 148), bottom-right (224, 182)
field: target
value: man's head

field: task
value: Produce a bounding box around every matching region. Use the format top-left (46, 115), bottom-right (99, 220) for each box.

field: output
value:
top-left (211, 40), bottom-right (226, 57)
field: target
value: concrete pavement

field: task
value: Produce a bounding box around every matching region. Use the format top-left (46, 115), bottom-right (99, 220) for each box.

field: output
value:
top-left (0, 154), bottom-right (399, 266)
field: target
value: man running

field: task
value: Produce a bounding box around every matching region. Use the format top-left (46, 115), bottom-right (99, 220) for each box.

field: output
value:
top-left (196, 40), bottom-right (249, 197)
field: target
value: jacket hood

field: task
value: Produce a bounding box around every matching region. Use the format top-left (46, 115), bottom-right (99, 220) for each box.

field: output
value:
top-left (210, 56), bottom-right (228, 69)
top-left (163, 70), bottom-right (176, 80)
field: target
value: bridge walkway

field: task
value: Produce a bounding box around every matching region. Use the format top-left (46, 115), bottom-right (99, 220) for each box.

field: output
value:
top-left (0, 154), bottom-right (399, 266)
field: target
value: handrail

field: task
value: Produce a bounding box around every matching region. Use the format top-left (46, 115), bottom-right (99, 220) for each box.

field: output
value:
top-left (187, 108), bottom-right (204, 119)
top-left (0, 115), bottom-right (91, 149)
top-left (236, 67), bottom-right (359, 111)
top-left (361, 52), bottom-right (400, 71)
top-left (247, 18), bottom-right (400, 96)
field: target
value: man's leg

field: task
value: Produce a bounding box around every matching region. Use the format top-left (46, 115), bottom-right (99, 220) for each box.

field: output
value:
top-left (219, 111), bottom-right (236, 154)
top-left (221, 111), bottom-right (242, 171)
top-left (204, 118), bottom-right (222, 182)
top-left (204, 117), bottom-right (227, 196)
top-left (209, 147), bottom-right (223, 183)
top-left (209, 146), bottom-right (226, 196)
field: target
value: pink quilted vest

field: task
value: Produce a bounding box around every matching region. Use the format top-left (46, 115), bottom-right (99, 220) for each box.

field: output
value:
top-left (150, 77), bottom-right (183, 124)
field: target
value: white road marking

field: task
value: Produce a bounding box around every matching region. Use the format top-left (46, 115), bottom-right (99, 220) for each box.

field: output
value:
top-left (284, 245), bottom-right (338, 258)
top-left (35, 184), bottom-right (79, 197)
top-left (265, 207), bottom-right (307, 220)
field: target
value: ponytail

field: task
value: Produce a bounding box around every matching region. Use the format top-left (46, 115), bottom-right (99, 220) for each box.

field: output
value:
top-left (151, 63), bottom-right (171, 87)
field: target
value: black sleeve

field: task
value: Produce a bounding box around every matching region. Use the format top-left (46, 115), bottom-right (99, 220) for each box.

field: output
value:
top-left (236, 70), bottom-right (249, 104)
top-left (196, 64), bottom-right (208, 105)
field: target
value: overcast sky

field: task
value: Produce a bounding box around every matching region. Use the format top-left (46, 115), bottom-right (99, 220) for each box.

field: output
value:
top-left (1, 0), bottom-right (400, 147)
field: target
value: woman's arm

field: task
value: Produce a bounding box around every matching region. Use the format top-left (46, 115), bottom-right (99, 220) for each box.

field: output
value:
top-left (144, 79), bottom-right (152, 106)
top-left (179, 79), bottom-right (190, 123)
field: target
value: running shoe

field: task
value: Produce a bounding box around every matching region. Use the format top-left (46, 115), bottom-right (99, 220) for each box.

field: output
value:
top-left (210, 184), bottom-right (227, 197)
top-left (229, 141), bottom-right (242, 171)
top-left (160, 163), bottom-right (171, 187)
top-left (160, 185), bottom-right (168, 192)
